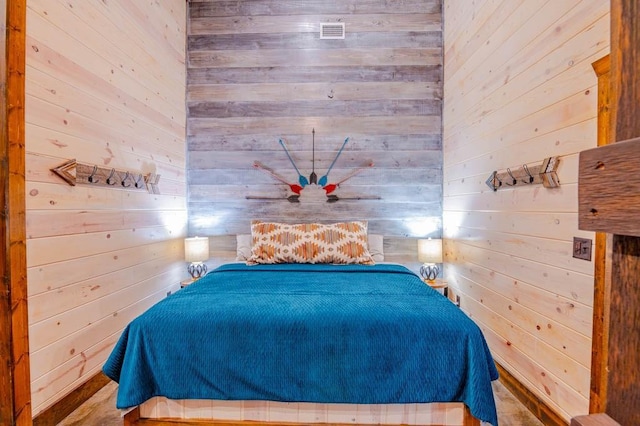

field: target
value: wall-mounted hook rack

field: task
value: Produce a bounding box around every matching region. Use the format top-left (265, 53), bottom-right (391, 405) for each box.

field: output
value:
top-left (51, 159), bottom-right (161, 194)
top-left (485, 157), bottom-right (560, 192)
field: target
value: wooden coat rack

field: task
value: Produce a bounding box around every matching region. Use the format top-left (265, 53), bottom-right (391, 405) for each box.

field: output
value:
top-left (485, 157), bottom-right (560, 192)
top-left (51, 159), bottom-right (161, 194)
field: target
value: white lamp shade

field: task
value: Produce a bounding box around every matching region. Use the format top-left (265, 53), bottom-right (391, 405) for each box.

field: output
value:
top-left (418, 238), bottom-right (443, 263)
top-left (184, 237), bottom-right (209, 263)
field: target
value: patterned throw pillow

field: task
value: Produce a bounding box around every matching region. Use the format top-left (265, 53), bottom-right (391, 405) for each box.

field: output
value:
top-left (247, 221), bottom-right (375, 265)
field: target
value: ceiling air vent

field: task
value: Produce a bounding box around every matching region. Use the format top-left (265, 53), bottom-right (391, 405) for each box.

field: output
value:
top-left (320, 22), bottom-right (345, 39)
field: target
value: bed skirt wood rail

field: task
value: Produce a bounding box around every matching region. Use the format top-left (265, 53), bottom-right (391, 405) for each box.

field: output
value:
top-left (123, 402), bottom-right (481, 426)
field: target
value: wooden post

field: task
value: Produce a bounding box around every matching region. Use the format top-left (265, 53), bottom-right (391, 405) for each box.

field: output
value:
top-left (610, 0), bottom-right (640, 143)
top-left (0, 2), bottom-right (10, 422)
top-left (599, 0), bottom-right (640, 424)
top-left (0, 0), bottom-right (31, 425)
top-left (576, 1), bottom-right (640, 424)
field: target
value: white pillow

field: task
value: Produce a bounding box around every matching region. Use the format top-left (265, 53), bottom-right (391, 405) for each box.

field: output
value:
top-left (368, 234), bottom-right (384, 262)
top-left (236, 233), bottom-right (384, 262)
top-left (236, 234), bottom-right (252, 261)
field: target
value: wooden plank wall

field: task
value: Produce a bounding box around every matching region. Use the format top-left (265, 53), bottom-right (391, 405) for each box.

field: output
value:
top-left (442, 0), bottom-right (609, 422)
top-left (25, 0), bottom-right (188, 416)
top-left (187, 0), bottom-right (444, 262)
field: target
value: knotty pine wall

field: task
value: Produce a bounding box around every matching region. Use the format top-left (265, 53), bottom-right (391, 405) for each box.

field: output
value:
top-left (443, 0), bottom-right (609, 421)
top-left (187, 0), bottom-right (443, 263)
top-left (25, 0), bottom-right (187, 415)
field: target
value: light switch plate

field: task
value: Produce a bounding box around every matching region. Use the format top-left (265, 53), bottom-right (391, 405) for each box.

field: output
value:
top-left (573, 237), bottom-right (592, 261)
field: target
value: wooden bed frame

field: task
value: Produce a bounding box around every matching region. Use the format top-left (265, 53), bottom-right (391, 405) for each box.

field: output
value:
top-left (122, 399), bottom-right (482, 426)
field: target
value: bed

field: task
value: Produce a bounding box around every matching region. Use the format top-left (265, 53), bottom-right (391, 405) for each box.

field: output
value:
top-left (104, 221), bottom-right (498, 425)
top-left (103, 262), bottom-right (499, 426)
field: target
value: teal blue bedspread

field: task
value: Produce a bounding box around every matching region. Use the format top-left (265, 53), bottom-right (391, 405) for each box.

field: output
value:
top-left (103, 263), bottom-right (498, 425)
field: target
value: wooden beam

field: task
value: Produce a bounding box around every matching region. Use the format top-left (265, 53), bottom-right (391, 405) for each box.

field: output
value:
top-left (574, 1), bottom-right (640, 425)
top-left (610, 0), bottom-right (640, 142)
top-left (606, 2), bottom-right (640, 424)
top-left (1, 0), bottom-right (31, 425)
top-left (578, 137), bottom-right (640, 236)
top-left (605, 235), bottom-right (640, 425)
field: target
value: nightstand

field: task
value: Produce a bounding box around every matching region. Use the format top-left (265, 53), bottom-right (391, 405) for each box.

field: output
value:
top-left (181, 278), bottom-right (197, 288)
top-left (424, 278), bottom-right (448, 298)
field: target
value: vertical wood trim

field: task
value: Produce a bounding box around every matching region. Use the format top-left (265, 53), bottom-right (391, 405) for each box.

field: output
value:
top-left (589, 55), bottom-right (611, 414)
top-left (1, 0), bottom-right (31, 425)
top-left (0, 0), bottom-right (12, 422)
top-left (592, 56), bottom-right (612, 147)
top-left (589, 231), bottom-right (611, 414)
top-left (604, 1), bottom-right (640, 425)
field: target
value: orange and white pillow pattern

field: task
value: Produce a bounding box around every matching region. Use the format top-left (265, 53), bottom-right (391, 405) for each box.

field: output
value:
top-left (247, 221), bottom-right (375, 265)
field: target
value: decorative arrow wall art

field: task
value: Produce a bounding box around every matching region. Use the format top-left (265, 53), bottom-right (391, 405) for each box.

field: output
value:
top-left (51, 159), bottom-right (161, 194)
top-left (248, 130), bottom-right (380, 203)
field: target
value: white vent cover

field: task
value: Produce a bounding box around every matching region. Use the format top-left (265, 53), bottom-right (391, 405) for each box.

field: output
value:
top-left (320, 22), bottom-right (345, 39)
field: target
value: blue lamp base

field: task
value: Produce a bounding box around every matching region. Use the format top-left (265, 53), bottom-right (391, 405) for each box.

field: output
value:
top-left (420, 263), bottom-right (439, 282)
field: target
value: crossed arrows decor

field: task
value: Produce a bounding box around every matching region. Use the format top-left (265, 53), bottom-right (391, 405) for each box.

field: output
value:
top-left (249, 129), bottom-right (380, 203)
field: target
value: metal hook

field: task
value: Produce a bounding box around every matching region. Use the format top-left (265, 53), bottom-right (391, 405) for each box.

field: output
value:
top-left (506, 168), bottom-right (517, 186)
top-left (88, 165), bottom-right (99, 183)
top-left (522, 164), bottom-right (534, 184)
top-left (121, 171), bottom-right (131, 188)
top-left (485, 171), bottom-right (502, 192)
top-left (106, 168), bottom-right (117, 185)
top-left (494, 172), bottom-right (503, 189)
top-left (134, 174), bottom-right (144, 189)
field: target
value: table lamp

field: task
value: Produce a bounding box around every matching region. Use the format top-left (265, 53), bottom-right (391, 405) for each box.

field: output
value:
top-left (185, 236), bottom-right (209, 279)
top-left (418, 238), bottom-right (443, 282)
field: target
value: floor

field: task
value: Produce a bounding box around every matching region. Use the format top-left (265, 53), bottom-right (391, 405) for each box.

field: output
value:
top-left (57, 380), bottom-right (544, 426)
